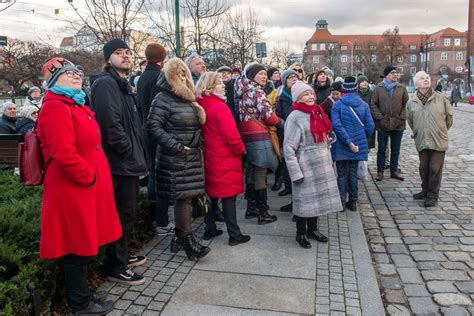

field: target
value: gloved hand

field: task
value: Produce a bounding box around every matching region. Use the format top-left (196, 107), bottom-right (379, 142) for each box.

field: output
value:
top-left (327, 131), bottom-right (337, 145)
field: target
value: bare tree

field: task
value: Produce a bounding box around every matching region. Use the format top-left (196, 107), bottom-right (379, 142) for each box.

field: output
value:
top-left (382, 26), bottom-right (404, 66)
top-left (60, 50), bottom-right (104, 75)
top-left (268, 43), bottom-right (291, 69)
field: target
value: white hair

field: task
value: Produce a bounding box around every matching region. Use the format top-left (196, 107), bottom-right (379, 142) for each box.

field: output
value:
top-left (413, 71), bottom-right (430, 88)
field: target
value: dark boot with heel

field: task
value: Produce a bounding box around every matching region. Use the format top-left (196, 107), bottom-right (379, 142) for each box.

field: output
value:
top-left (256, 189), bottom-right (277, 225)
top-left (245, 184), bottom-right (259, 219)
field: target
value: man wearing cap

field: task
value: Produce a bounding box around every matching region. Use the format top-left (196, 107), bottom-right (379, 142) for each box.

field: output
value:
top-left (320, 81), bottom-right (343, 120)
top-left (184, 53), bottom-right (206, 84)
top-left (370, 66), bottom-right (409, 181)
top-left (91, 38), bottom-right (148, 286)
top-left (217, 66), bottom-right (238, 124)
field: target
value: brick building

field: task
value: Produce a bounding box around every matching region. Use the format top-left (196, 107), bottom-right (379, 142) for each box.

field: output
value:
top-left (304, 20), bottom-right (467, 85)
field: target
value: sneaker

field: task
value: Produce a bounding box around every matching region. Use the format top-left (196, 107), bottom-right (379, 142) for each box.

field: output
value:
top-left (107, 269), bottom-right (145, 286)
top-left (127, 255), bottom-right (147, 268)
top-left (155, 223), bottom-right (175, 236)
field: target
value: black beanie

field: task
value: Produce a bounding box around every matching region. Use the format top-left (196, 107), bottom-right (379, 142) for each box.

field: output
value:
top-left (267, 67), bottom-right (279, 79)
top-left (331, 81), bottom-right (343, 93)
top-left (103, 38), bottom-right (130, 61)
top-left (246, 64), bottom-right (266, 81)
top-left (383, 65), bottom-right (397, 77)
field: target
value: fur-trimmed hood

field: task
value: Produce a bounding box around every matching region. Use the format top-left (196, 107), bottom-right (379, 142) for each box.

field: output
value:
top-left (157, 57), bottom-right (206, 124)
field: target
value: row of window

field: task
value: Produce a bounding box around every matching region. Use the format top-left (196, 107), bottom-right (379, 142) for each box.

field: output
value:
top-left (331, 66), bottom-right (463, 76)
top-left (312, 52), bottom-right (464, 64)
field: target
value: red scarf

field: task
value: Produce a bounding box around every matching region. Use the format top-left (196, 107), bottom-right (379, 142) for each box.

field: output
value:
top-left (292, 102), bottom-right (332, 143)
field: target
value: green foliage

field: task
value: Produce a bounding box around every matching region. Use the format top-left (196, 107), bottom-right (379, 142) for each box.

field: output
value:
top-left (0, 171), bottom-right (154, 314)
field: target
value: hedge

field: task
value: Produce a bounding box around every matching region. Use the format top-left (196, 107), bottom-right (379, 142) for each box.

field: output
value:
top-left (0, 171), bottom-right (154, 315)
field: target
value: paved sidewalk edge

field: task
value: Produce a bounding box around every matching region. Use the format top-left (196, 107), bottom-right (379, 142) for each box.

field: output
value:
top-left (348, 206), bottom-right (386, 316)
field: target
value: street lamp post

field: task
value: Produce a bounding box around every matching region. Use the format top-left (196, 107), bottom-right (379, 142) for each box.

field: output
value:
top-left (348, 41), bottom-right (354, 75)
top-left (175, 0), bottom-right (181, 57)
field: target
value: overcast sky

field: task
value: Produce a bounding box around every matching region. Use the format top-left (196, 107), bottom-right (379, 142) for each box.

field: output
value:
top-left (0, 0), bottom-right (469, 52)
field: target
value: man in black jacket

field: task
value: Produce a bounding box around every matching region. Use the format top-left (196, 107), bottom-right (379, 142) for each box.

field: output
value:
top-left (91, 38), bottom-right (148, 286)
top-left (137, 43), bottom-right (175, 236)
top-left (217, 66), bottom-right (238, 125)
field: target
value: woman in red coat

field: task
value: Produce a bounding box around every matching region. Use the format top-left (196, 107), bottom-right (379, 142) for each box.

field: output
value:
top-left (37, 57), bottom-right (122, 315)
top-left (196, 72), bottom-right (251, 246)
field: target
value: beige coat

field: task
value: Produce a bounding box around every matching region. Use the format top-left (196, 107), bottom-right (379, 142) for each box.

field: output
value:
top-left (370, 82), bottom-right (409, 131)
top-left (406, 91), bottom-right (453, 152)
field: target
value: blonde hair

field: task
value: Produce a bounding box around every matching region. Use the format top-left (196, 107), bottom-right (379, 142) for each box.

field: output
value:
top-left (195, 71), bottom-right (221, 98)
top-left (289, 62), bottom-right (306, 79)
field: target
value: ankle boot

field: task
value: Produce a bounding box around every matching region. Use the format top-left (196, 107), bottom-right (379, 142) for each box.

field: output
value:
top-left (256, 189), bottom-right (277, 225)
top-left (271, 176), bottom-right (283, 191)
top-left (245, 184), bottom-right (258, 219)
top-left (177, 229), bottom-right (210, 261)
top-left (170, 235), bottom-right (181, 253)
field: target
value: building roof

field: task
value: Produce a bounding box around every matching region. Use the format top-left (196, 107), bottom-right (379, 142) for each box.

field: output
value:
top-left (427, 27), bottom-right (467, 43)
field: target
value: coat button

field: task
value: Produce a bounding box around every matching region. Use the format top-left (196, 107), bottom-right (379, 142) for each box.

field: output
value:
top-left (96, 130), bottom-right (100, 135)
top-left (74, 105), bottom-right (78, 108)
top-left (96, 146), bottom-right (99, 151)
top-left (88, 116), bottom-right (92, 120)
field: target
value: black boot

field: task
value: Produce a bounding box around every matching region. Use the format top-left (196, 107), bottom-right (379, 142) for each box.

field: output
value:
top-left (346, 200), bottom-right (357, 212)
top-left (245, 184), bottom-right (258, 219)
top-left (307, 217), bottom-right (328, 243)
top-left (256, 189), bottom-right (277, 225)
top-left (271, 176), bottom-right (283, 191)
top-left (177, 228), bottom-right (211, 261)
top-left (296, 235), bottom-right (312, 249)
top-left (70, 300), bottom-right (114, 315)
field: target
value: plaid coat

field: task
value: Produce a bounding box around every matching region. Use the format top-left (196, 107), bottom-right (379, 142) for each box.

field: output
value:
top-left (283, 110), bottom-right (343, 217)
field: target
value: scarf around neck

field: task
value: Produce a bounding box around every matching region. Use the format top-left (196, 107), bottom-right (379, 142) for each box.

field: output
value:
top-left (292, 102), bottom-right (332, 143)
top-left (416, 88), bottom-right (433, 105)
top-left (383, 79), bottom-right (398, 97)
top-left (49, 86), bottom-right (86, 105)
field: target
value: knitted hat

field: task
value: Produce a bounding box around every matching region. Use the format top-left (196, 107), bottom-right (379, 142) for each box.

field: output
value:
top-left (383, 65), bottom-right (397, 77)
top-left (281, 69), bottom-right (298, 87)
top-left (217, 66), bottom-right (232, 73)
top-left (267, 67), bottom-right (279, 79)
top-left (357, 75), bottom-right (369, 85)
top-left (323, 66), bottom-right (334, 78)
top-left (331, 81), bottom-right (343, 93)
top-left (291, 81), bottom-right (313, 101)
top-left (18, 105), bottom-right (38, 120)
top-left (145, 43), bottom-right (167, 63)
top-left (245, 63), bottom-right (266, 81)
top-left (342, 76), bottom-right (358, 93)
top-left (42, 57), bottom-right (78, 88)
top-left (103, 38), bottom-right (130, 61)
top-left (315, 69), bottom-right (328, 82)
top-left (1, 101), bottom-right (15, 113)
top-left (184, 53), bottom-right (203, 69)
top-left (28, 86), bottom-right (41, 96)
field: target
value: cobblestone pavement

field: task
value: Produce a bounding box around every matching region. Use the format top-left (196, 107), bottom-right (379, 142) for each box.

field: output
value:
top-left (100, 188), bottom-right (383, 315)
top-left (360, 105), bottom-right (474, 315)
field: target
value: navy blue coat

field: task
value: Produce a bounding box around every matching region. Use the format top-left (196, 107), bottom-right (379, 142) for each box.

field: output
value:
top-left (331, 93), bottom-right (375, 161)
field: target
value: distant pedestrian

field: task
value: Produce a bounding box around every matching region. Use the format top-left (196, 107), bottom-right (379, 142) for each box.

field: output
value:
top-left (332, 76), bottom-right (375, 212)
top-left (450, 85), bottom-right (461, 107)
top-left (15, 105), bottom-right (38, 135)
top-left (312, 70), bottom-right (332, 105)
top-left (284, 81), bottom-right (341, 249)
top-left (0, 101), bottom-right (17, 134)
top-left (357, 75), bottom-right (376, 149)
top-left (320, 81), bottom-right (343, 120)
top-left (370, 66), bottom-right (408, 181)
top-left (267, 67), bottom-right (281, 89)
top-left (435, 83), bottom-right (443, 92)
top-left (407, 71), bottom-right (453, 207)
top-left (185, 53), bottom-right (207, 84)
top-left (24, 86), bottom-right (43, 109)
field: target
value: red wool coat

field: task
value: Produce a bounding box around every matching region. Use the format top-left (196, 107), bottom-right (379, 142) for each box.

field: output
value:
top-left (198, 94), bottom-right (246, 198)
top-left (36, 92), bottom-right (122, 259)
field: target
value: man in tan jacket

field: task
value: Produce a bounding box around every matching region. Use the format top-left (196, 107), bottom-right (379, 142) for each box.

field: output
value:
top-left (407, 71), bottom-right (453, 207)
top-left (370, 66), bottom-right (409, 181)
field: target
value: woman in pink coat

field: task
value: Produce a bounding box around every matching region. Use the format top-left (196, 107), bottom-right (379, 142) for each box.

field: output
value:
top-left (37, 57), bottom-right (121, 314)
top-left (196, 72), bottom-right (251, 246)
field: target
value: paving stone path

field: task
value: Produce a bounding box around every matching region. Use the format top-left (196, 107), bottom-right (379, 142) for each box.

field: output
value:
top-left (360, 103), bottom-right (474, 315)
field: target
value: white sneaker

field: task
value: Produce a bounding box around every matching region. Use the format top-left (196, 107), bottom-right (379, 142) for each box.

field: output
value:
top-left (155, 223), bottom-right (175, 236)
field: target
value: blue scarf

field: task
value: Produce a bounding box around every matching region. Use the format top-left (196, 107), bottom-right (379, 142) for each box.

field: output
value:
top-left (49, 86), bottom-right (86, 105)
top-left (383, 79), bottom-right (398, 97)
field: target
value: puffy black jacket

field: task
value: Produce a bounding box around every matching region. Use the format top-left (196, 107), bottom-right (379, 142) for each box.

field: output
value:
top-left (90, 67), bottom-right (147, 176)
top-left (137, 63), bottom-right (162, 124)
top-left (0, 116), bottom-right (17, 134)
top-left (275, 87), bottom-right (293, 121)
top-left (147, 72), bottom-right (205, 200)
top-left (15, 118), bottom-right (35, 135)
top-left (314, 82), bottom-right (331, 105)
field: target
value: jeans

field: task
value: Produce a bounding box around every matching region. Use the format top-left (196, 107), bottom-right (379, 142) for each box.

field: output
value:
top-left (377, 130), bottom-right (404, 173)
top-left (336, 160), bottom-right (359, 204)
top-left (419, 150), bottom-right (445, 199)
top-left (154, 197), bottom-right (170, 227)
top-left (105, 176), bottom-right (139, 275)
top-left (205, 196), bottom-right (241, 239)
top-left (63, 254), bottom-right (91, 312)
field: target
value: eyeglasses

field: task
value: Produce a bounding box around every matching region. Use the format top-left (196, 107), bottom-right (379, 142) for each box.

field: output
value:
top-left (114, 50), bottom-right (132, 57)
top-left (288, 75), bottom-right (298, 80)
top-left (64, 70), bottom-right (84, 79)
top-left (32, 111), bottom-right (39, 115)
top-left (294, 68), bottom-right (303, 73)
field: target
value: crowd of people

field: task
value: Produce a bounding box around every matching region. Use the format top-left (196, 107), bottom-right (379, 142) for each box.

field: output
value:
top-left (0, 37), bottom-right (454, 314)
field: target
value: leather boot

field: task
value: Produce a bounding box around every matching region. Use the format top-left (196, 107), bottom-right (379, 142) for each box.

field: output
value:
top-left (245, 184), bottom-right (258, 219)
top-left (256, 189), bottom-right (277, 225)
top-left (376, 172), bottom-right (384, 181)
top-left (390, 171), bottom-right (405, 181)
top-left (296, 235), bottom-right (312, 249)
top-left (177, 228), bottom-right (211, 261)
top-left (271, 176), bottom-right (283, 191)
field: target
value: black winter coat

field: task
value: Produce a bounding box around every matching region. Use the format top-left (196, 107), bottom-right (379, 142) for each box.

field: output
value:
top-left (358, 88), bottom-right (376, 149)
top-left (0, 116), bottom-right (17, 134)
top-left (275, 87), bottom-right (293, 121)
top-left (314, 82), bottom-right (331, 105)
top-left (224, 79), bottom-right (238, 124)
top-left (90, 67), bottom-right (147, 177)
top-left (147, 73), bottom-right (205, 200)
top-left (137, 63), bottom-right (162, 124)
top-left (15, 118), bottom-right (35, 135)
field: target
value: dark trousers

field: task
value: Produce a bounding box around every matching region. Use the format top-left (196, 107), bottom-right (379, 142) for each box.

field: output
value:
top-left (295, 216), bottom-right (317, 236)
top-left (377, 130), bottom-right (404, 173)
top-left (336, 160), bottom-right (359, 204)
top-left (282, 158), bottom-right (292, 192)
top-left (154, 196), bottom-right (170, 227)
top-left (419, 149), bottom-right (445, 199)
top-left (205, 196), bottom-right (241, 238)
top-left (105, 176), bottom-right (139, 275)
top-left (63, 254), bottom-right (91, 312)
top-left (175, 197), bottom-right (193, 234)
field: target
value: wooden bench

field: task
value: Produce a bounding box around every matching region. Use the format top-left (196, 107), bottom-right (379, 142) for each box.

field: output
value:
top-left (0, 134), bottom-right (24, 169)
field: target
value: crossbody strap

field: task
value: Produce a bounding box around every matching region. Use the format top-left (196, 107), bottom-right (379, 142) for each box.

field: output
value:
top-left (346, 104), bottom-right (364, 127)
top-left (243, 107), bottom-right (270, 132)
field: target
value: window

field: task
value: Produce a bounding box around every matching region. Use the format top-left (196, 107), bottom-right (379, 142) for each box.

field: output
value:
top-left (444, 38), bottom-right (451, 46)
top-left (397, 67), bottom-right (404, 74)
top-left (421, 53), bottom-right (425, 62)
top-left (409, 45), bottom-right (417, 50)
top-left (410, 67), bottom-right (417, 76)
top-left (427, 52), bottom-right (431, 61)
top-left (341, 45), bottom-right (347, 51)
top-left (371, 55), bottom-right (377, 63)
top-left (355, 45), bottom-right (361, 50)
top-left (456, 52), bottom-right (463, 60)
top-left (441, 52), bottom-right (448, 60)
top-left (313, 56), bottom-right (320, 64)
top-left (320, 43), bottom-right (326, 50)
top-left (411, 55), bottom-right (417, 62)
top-left (355, 55), bottom-right (360, 63)
top-left (397, 56), bottom-right (403, 63)
top-left (341, 55), bottom-right (348, 63)
top-left (455, 38), bottom-right (461, 46)
top-left (455, 66), bottom-right (463, 73)
top-left (370, 45), bottom-right (377, 51)
top-left (341, 67), bottom-right (347, 75)
top-left (328, 43), bottom-right (334, 50)
top-left (311, 44), bottom-right (317, 51)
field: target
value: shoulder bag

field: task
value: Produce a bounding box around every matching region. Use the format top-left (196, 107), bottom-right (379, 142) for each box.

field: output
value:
top-left (243, 107), bottom-right (281, 157)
